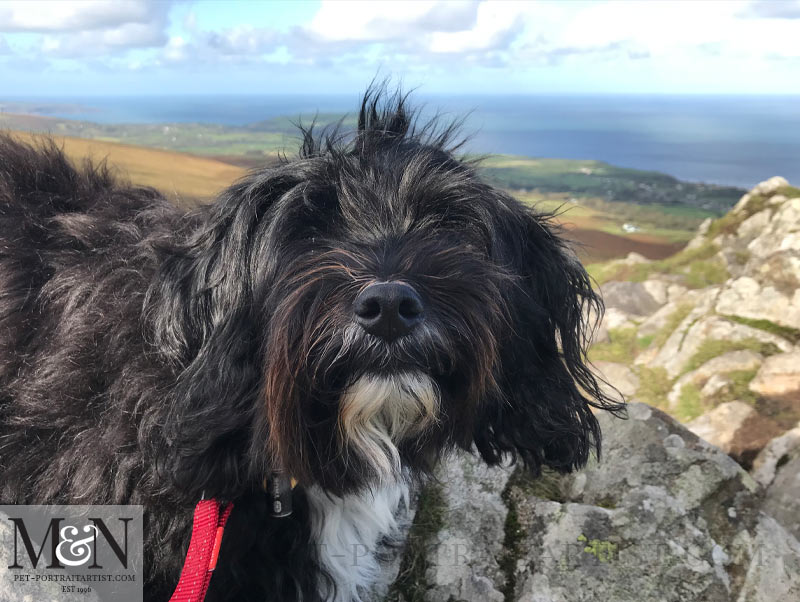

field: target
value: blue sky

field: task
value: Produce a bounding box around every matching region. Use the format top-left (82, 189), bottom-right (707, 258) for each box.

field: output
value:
top-left (1, 0), bottom-right (799, 96)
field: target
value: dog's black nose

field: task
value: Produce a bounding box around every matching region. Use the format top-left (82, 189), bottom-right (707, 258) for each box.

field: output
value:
top-left (354, 282), bottom-right (424, 340)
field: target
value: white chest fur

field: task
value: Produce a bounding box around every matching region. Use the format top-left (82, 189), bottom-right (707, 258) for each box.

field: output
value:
top-left (306, 478), bottom-right (409, 602)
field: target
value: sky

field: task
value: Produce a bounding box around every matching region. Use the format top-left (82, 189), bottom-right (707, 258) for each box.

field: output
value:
top-left (1, 0), bottom-right (799, 96)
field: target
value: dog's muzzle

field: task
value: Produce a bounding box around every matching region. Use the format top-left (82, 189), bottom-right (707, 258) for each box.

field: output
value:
top-left (338, 372), bottom-right (439, 482)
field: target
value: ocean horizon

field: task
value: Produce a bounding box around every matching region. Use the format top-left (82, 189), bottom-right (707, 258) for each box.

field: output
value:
top-left (3, 94), bottom-right (799, 189)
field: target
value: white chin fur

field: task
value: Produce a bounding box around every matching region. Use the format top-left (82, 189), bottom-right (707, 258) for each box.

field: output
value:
top-left (338, 372), bottom-right (439, 484)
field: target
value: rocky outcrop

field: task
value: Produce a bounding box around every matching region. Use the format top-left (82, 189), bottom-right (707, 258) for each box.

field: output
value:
top-left (649, 313), bottom-right (791, 380)
top-left (667, 350), bottom-right (763, 408)
top-left (749, 351), bottom-right (800, 397)
top-left (585, 177), bottom-right (800, 568)
top-left (761, 453), bottom-right (800, 542)
top-left (751, 424), bottom-right (800, 541)
top-left (594, 177), bottom-right (800, 438)
top-left (716, 276), bottom-right (800, 331)
top-left (592, 361), bottom-right (639, 401)
top-left (751, 423), bottom-right (800, 488)
top-left (600, 281), bottom-right (663, 317)
top-left (686, 401), bottom-right (782, 467)
top-left (420, 453), bottom-right (512, 602)
top-left (381, 405), bottom-right (800, 602)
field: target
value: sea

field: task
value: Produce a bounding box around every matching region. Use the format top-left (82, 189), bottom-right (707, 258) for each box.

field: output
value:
top-left (4, 94), bottom-right (800, 189)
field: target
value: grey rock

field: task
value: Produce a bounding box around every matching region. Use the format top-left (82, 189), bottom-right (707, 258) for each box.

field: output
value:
top-left (650, 315), bottom-right (792, 379)
top-left (641, 279), bottom-right (669, 305)
top-left (736, 209), bottom-right (772, 244)
top-left (746, 251), bottom-right (800, 295)
top-left (637, 300), bottom-right (683, 337)
top-left (423, 452), bottom-right (512, 602)
top-left (382, 404), bottom-right (800, 602)
top-left (687, 401), bottom-right (757, 449)
top-left (751, 176), bottom-right (789, 197)
top-left (686, 401), bottom-right (781, 465)
top-left (716, 276), bottom-right (800, 331)
top-left (600, 281), bottom-right (663, 317)
top-left (601, 307), bottom-right (638, 332)
top-left (746, 198), bottom-right (800, 258)
top-left (623, 252), bottom-right (649, 264)
top-left (508, 404), bottom-right (800, 602)
top-left (751, 423), bottom-right (800, 488)
top-left (666, 350), bottom-right (763, 408)
top-left (592, 361), bottom-right (639, 402)
top-left (749, 351), bottom-right (800, 397)
top-left (762, 453), bottom-right (800, 542)
top-left (701, 373), bottom-right (734, 399)
top-left (751, 425), bottom-right (800, 541)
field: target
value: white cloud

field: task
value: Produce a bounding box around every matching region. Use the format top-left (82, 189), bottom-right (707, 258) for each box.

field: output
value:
top-left (304, 1), bottom-right (480, 43)
top-left (204, 26), bottom-right (279, 56)
top-left (163, 35), bottom-right (188, 63)
top-left (427, 2), bottom-right (524, 53)
top-left (3, 0), bottom-right (172, 58)
top-left (41, 21), bottom-right (167, 56)
top-left (556, 1), bottom-right (800, 61)
top-left (144, 0), bottom-right (800, 76)
top-left (740, 0), bottom-right (800, 19)
top-left (0, 0), bottom-right (160, 33)
top-left (4, 0), bottom-right (800, 93)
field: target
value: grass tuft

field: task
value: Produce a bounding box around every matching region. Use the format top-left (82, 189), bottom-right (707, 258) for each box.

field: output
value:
top-left (683, 338), bottom-right (780, 375)
top-left (706, 194), bottom-right (771, 239)
top-left (723, 369), bottom-right (759, 405)
top-left (634, 366), bottom-right (672, 409)
top-left (676, 383), bottom-right (703, 421)
top-left (588, 327), bottom-right (639, 364)
top-left (682, 259), bottom-right (729, 288)
top-left (722, 315), bottom-right (800, 345)
top-left (589, 240), bottom-right (727, 289)
top-left (652, 304), bottom-right (695, 349)
top-left (777, 185), bottom-right (800, 198)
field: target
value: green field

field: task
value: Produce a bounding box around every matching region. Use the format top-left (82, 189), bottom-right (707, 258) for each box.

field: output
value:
top-left (479, 155), bottom-right (742, 213)
top-left (2, 109), bottom-right (746, 262)
top-left (0, 111), bottom-right (357, 160)
top-left (0, 112), bottom-right (745, 213)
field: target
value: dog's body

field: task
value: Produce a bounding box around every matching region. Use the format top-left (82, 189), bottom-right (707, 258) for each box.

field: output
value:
top-left (0, 89), bottom-right (621, 601)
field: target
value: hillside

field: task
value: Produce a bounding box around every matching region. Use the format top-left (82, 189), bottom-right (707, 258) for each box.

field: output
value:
top-left (5, 131), bottom-right (245, 201)
top-left (2, 123), bottom-right (698, 263)
top-left (480, 155), bottom-right (743, 212)
top-left (585, 175), bottom-right (800, 538)
top-left (1, 111), bottom-right (744, 210)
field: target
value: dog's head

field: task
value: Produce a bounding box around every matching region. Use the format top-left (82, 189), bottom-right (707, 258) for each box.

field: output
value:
top-left (156, 88), bottom-right (623, 498)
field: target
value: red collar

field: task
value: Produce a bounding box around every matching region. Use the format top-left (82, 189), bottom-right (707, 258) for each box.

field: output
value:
top-left (168, 475), bottom-right (295, 601)
top-left (169, 499), bottom-right (233, 602)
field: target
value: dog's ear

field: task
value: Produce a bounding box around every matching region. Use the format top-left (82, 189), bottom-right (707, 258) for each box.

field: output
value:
top-left (147, 175), bottom-right (296, 499)
top-left (473, 195), bottom-right (624, 475)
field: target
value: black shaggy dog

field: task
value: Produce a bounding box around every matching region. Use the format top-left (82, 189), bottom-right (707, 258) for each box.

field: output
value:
top-left (0, 88), bottom-right (621, 601)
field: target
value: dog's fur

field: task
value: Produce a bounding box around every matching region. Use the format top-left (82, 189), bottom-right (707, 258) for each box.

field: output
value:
top-left (0, 88), bottom-right (622, 601)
